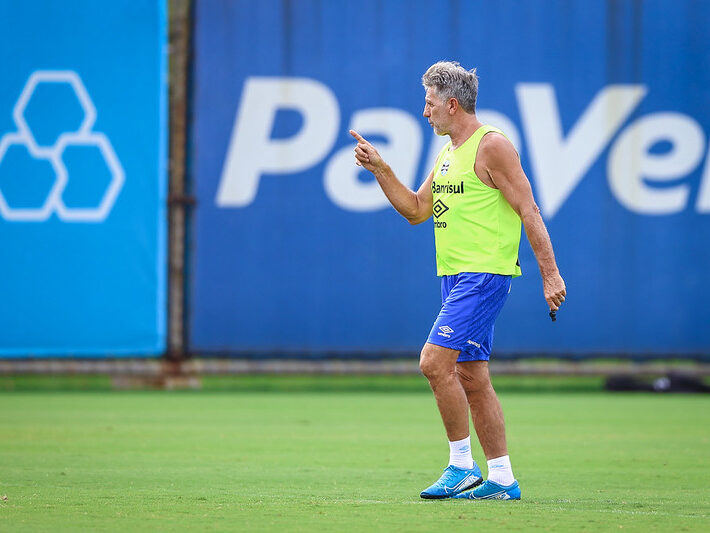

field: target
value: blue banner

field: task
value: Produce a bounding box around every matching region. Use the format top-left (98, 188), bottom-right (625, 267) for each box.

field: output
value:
top-left (0, 1), bottom-right (167, 356)
top-left (190, 0), bottom-right (710, 358)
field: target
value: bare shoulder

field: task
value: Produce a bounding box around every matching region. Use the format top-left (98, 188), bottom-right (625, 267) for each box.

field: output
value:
top-left (476, 129), bottom-right (533, 208)
top-left (477, 131), bottom-right (518, 168)
top-left (475, 131), bottom-right (522, 189)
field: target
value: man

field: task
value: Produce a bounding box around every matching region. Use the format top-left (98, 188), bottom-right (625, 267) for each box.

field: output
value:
top-left (351, 61), bottom-right (566, 501)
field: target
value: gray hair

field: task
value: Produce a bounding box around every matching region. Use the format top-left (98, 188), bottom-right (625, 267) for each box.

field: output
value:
top-left (422, 61), bottom-right (478, 113)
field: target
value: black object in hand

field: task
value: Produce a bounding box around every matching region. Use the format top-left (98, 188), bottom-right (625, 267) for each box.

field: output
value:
top-left (549, 310), bottom-right (557, 322)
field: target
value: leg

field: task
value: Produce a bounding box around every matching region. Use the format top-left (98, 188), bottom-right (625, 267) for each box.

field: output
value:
top-left (456, 360), bottom-right (507, 460)
top-left (419, 342), bottom-right (483, 499)
top-left (419, 342), bottom-right (470, 441)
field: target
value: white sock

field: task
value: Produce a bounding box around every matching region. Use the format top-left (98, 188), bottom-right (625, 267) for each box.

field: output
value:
top-left (448, 436), bottom-right (474, 470)
top-left (487, 455), bottom-right (515, 486)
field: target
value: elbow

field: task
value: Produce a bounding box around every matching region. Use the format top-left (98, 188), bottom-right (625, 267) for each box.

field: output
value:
top-left (404, 212), bottom-right (419, 225)
top-left (406, 213), bottom-right (430, 225)
top-left (402, 196), bottom-right (431, 224)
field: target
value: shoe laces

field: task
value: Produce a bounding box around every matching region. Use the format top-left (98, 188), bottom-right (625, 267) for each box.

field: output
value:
top-left (440, 465), bottom-right (462, 483)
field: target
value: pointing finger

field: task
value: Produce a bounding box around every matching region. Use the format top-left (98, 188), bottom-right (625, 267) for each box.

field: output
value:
top-left (349, 129), bottom-right (366, 143)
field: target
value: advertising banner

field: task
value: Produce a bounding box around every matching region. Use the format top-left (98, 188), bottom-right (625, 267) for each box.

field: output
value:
top-left (190, 0), bottom-right (710, 358)
top-left (0, 1), bottom-right (167, 356)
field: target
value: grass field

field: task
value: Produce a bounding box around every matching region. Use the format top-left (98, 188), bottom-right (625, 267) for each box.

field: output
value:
top-left (1, 376), bottom-right (709, 531)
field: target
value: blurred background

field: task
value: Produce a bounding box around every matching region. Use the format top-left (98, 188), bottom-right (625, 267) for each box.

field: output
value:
top-left (1, 0), bottom-right (709, 388)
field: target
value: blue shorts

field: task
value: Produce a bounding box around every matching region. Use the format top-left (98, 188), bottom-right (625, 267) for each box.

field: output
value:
top-left (426, 272), bottom-right (512, 362)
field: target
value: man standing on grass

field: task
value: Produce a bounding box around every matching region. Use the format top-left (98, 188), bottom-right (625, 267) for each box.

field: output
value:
top-left (351, 61), bottom-right (566, 501)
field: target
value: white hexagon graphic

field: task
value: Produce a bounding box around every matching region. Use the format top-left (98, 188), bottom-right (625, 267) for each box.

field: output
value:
top-left (13, 71), bottom-right (96, 156)
top-left (0, 70), bottom-right (123, 223)
top-left (54, 132), bottom-right (124, 222)
top-left (0, 133), bottom-right (66, 221)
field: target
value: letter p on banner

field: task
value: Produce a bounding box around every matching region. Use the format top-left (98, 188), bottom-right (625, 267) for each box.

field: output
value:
top-left (216, 77), bottom-right (340, 207)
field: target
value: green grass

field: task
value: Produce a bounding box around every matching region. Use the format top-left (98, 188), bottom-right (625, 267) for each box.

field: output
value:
top-left (0, 379), bottom-right (708, 531)
top-left (0, 373), bottom-right (607, 393)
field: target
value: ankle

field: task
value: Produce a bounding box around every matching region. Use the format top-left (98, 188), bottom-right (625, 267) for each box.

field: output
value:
top-left (448, 435), bottom-right (474, 470)
top-left (487, 455), bottom-right (515, 485)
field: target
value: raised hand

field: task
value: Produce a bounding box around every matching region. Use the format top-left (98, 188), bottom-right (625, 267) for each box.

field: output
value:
top-left (350, 130), bottom-right (386, 172)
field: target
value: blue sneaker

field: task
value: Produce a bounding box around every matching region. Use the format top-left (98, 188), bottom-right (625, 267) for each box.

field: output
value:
top-left (420, 464), bottom-right (483, 499)
top-left (453, 479), bottom-right (521, 500)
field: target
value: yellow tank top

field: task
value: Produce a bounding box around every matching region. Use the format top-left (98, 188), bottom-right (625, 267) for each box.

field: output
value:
top-left (431, 125), bottom-right (522, 277)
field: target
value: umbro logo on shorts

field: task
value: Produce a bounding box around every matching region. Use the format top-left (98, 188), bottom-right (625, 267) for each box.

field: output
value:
top-left (438, 325), bottom-right (454, 338)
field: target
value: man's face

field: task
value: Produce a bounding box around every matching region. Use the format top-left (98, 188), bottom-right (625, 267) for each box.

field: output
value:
top-left (423, 87), bottom-right (449, 136)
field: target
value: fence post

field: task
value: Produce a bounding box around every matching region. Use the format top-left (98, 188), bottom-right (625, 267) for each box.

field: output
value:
top-left (167, 0), bottom-right (193, 363)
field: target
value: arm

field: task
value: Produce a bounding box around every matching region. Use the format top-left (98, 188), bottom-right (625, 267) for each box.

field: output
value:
top-left (350, 130), bottom-right (433, 224)
top-left (477, 133), bottom-right (567, 311)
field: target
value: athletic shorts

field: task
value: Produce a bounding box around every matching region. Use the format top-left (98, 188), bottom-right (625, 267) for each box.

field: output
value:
top-left (426, 272), bottom-right (512, 362)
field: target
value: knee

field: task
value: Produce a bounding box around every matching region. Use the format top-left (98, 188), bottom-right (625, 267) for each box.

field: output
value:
top-left (419, 347), bottom-right (454, 384)
top-left (419, 356), bottom-right (437, 381)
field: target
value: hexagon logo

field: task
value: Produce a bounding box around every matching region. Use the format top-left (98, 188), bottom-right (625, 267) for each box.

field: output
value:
top-left (55, 132), bottom-right (124, 222)
top-left (0, 70), bottom-right (123, 223)
top-left (0, 133), bottom-right (66, 221)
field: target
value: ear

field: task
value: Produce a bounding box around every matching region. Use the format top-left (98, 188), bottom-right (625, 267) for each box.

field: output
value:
top-left (448, 97), bottom-right (458, 115)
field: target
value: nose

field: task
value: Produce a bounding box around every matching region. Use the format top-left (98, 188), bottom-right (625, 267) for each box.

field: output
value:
top-left (423, 107), bottom-right (430, 118)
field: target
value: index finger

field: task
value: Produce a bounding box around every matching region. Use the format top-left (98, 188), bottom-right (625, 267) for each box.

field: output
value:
top-left (349, 130), bottom-right (366, 143)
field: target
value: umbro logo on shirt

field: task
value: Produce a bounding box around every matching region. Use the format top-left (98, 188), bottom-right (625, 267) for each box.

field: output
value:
top-left (432, 200), bottom-right (449, 218)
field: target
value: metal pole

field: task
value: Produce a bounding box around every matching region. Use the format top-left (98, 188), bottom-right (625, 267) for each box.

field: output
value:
top-left (167, 0), bottom-right (193, 363)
